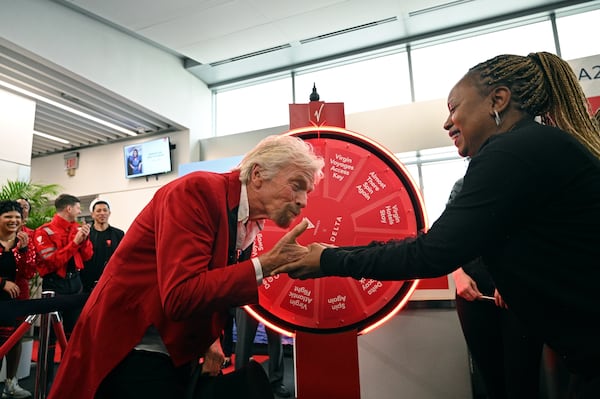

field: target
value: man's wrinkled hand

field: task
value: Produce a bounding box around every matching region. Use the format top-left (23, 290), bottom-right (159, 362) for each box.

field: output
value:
top-left (271, 242), bottom-right (326, 279)
top-left (201, 338), bottom-right (224, 376)
top-left (259, 218), bottom-right (310, 275)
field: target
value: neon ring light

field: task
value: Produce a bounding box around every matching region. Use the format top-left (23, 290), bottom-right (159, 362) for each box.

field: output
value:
top-left (245, 126), bottom-right (428, 337)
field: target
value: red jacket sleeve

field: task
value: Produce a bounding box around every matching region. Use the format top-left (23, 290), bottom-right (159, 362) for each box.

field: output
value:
top-left (149, 174), bottom-right (258, 321)
top-left (14, 244), bottom-right (37, 280)
top-left (80, 239), bottom-right (93, 263)
top-left (14, 244), bottom-right (37, 299)
top-left (35, 225), bottom-right (93, 277)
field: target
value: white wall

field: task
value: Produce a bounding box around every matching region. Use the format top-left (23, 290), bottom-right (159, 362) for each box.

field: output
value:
top-left (198, 98), bottom-right (450, 161)
top-left (0, 88), bottom-right (35, 183)
top-left (358, 308), bottom-right (471, 399)
top-left (346, 98), bottom-right (449, 154)
top-left (0, 0), bottom-right (211, 162)
top-left (30, 130), bottom-right (190, 231)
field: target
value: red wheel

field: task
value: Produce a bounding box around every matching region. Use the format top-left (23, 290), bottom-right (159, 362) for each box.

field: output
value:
top-left (246, 127), bottom-right (427, 336)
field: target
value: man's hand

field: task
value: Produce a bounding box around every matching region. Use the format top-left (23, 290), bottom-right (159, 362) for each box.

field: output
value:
top-left (73, 223), bottom-right (90, 245)
top-left (271, 242), bottom-right (327, 279)
top-left (201, 338), bottom-right (224, 376)
top-left (259, 218), bottom-right (310, 276)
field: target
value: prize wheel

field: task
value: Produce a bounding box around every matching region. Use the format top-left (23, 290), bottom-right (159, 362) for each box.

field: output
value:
top-left (246, 126), bottom-right (428, 336)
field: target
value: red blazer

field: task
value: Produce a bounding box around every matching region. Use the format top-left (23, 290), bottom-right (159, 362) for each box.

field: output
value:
top-left (49, 171), bottom-right (259, 399)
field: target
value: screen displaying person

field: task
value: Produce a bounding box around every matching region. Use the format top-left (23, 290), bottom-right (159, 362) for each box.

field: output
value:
top-left (127, 148), bottom-right (142, 175)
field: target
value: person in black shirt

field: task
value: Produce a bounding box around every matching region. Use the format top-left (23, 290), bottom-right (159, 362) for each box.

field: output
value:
top-left (275, 52), bottom-right (600, 398)
top-left (80, 199), bottom-right (124, 293)
top-left (449, 177), bottom-right (544, 399)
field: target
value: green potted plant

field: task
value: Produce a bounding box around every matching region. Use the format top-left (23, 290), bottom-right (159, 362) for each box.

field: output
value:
top-left (0, 179), bottom-right (60, 379)
top-left (0, 179), bottom-right (60, 298)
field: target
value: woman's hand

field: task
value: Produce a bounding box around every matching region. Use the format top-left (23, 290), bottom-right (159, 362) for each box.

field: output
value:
top-left (16, 230), bottom-right (28, 249)
top-left (259, 218), bottom-right (310, 276)
top-left (272, 242), bottom-right (327, 279)
top-left (452, 268), bottom-right (482, 301)
top-left (494, 289), bottom-right (508, 309)
top-left (2, 280), bottom-right (20, 299)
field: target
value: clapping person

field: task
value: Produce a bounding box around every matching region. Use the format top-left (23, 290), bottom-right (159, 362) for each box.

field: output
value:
top-left (80, 199), bottom-right (124, 293)
top-left (34, 194), bottom-right (93, 393)
top-left (0, 201), bottom-right (37, 399)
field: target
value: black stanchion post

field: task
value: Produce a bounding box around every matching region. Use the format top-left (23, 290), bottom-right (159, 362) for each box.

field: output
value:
top-left (34, 291), bottom-right (55, 399)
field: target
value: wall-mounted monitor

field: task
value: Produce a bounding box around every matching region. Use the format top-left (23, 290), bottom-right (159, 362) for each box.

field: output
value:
top-left (123, 136), bottom-right (172, 179)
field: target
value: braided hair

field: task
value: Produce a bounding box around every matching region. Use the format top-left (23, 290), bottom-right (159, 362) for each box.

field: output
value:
top-left (467, 52), bottom-right (600, 158)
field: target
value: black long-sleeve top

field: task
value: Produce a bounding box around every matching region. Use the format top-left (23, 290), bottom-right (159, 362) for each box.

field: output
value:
top-left (321, 119), bottom-right (600, 376)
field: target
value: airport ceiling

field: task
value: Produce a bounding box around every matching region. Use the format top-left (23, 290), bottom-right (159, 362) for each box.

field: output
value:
top-left (0, 0), bottom-right (596, 158)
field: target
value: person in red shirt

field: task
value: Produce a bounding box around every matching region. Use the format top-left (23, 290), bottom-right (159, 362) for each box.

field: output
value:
top-left (48, 135), bottom-right (324, 399)
top-left (34, 194), bottom-right (93, 393)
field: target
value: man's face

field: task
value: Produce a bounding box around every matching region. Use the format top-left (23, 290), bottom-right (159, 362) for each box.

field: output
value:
top-left (92, 203), bottom-right (111, 224)
top-left (66, 202), bottom-right (82, 222)
top-left (254, 165), bottom-right (314, 228)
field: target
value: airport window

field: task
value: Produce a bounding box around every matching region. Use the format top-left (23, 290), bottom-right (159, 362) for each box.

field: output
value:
top-left (294, 52), bottom-right (412, 114)
top-left (556, 8), bottom-right (600, 60)
top-left (214, 76), bottom-right (292, 136)
top-left (411, 21), bottom-right (556, 102)
top-left (397, 146), bottom-right (468, 223)
top-left (212, 6), bottom-right (597, 137)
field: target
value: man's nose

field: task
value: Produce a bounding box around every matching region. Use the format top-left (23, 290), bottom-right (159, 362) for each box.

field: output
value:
top-left (296, 191), bottom-right (308, 208)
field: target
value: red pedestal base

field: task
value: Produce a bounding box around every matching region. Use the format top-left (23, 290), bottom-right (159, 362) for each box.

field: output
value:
top-left (295, 329), bottom-right (360, 399)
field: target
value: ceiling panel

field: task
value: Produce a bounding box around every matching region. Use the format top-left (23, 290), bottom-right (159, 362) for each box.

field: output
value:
top-left (0, 0), bottom-right (597, 159)
top-left (0, 38), bottom-right (183, 158)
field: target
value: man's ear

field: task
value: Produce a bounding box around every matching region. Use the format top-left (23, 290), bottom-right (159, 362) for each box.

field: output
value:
top-left (250, 164), bottom-right (263, 187)
top-left (490, 85), bottom-right (511, 114)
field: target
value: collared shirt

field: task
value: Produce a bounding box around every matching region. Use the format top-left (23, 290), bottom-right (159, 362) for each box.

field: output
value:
top-left (237, 184), bottom-right (264, 284)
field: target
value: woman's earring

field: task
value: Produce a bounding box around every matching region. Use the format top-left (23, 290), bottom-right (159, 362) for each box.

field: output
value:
top-left (494, 110), bottom-right (501, 126)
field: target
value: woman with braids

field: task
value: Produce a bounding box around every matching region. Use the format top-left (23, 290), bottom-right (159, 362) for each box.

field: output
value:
top-left (275, 52), bottom-right (600, 398)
